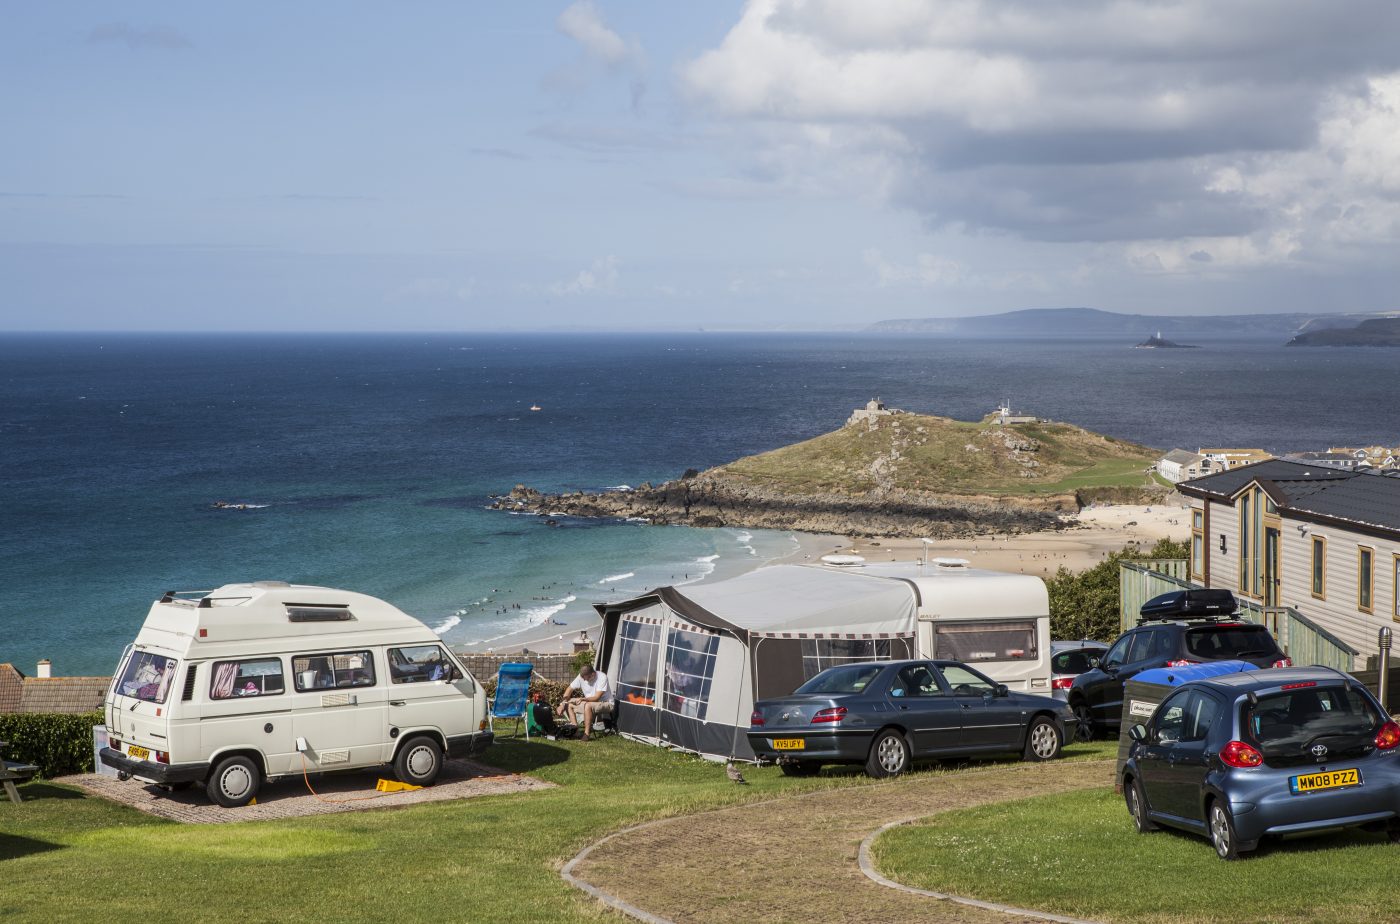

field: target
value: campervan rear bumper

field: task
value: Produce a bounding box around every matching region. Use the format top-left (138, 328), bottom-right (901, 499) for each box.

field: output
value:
top-left (446, 731), bottom-right (494, 759)
top-left (100, 747), bottom-right (208, 784)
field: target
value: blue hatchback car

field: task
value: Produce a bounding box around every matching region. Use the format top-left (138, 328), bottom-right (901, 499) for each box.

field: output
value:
top-left (1121, 667), bottom-right (1400, 859)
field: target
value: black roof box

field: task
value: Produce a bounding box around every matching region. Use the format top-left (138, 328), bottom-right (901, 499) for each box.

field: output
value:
top-left (1139, 588), bottom-right (1238, 622)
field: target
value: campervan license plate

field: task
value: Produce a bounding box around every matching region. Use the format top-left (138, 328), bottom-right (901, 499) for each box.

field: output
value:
top-left (772, 738), bottom-right (805, 750)
top-left (127, 745), bottom-right (151, 761)
top-left (1290, 768), bottom-right (1361, 794)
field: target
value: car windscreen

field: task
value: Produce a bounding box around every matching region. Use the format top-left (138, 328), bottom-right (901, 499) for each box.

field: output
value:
top-left (1184, 625), bottom-right (1278, 660)
top-left (1244, 686), bottom-right (1381, 754)
top-left (115, 651), bottom-right (178, 704)
top-left (796, 664), bottom-right (886, 695)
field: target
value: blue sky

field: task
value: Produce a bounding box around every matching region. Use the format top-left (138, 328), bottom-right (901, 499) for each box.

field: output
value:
top-left (5, 2), bottom-right (1400, 330)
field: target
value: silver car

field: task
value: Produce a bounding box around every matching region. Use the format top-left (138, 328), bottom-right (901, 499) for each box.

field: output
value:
top-left (1050, 640), bottom-right (1108, 701)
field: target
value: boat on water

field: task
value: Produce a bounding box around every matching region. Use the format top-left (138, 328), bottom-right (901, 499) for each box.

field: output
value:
top-left (530, 404), bottom-right (542, 411)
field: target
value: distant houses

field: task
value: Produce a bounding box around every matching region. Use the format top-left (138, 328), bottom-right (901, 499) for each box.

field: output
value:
top-left (1178, 460), bottom-right (1400, 665)
top-left (0, 661), bottom-right (108, 715)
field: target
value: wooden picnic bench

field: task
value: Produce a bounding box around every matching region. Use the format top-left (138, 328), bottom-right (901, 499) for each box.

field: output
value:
top-left (0, 740), bottom-right (39, 804)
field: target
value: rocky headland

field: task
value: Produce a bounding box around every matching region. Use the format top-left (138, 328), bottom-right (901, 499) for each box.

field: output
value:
top-left (492, 407), bottom-right (1166, 539)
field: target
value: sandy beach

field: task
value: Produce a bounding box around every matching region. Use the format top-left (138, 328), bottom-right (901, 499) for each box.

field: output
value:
top-left (469, 500), bottom-right (1191, 656)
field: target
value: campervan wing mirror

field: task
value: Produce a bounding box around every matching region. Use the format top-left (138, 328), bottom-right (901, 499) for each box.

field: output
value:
top-left (1129, 723), bottom-right (1148, 743)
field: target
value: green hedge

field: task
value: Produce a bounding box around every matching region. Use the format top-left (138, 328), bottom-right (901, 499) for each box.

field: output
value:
top-left (0, 711), bottom-right (104, 778)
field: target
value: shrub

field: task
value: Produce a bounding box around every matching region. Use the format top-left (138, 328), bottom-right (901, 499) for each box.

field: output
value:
top-left (0, 711), bottom-right (104, 778)
top-left (1047, 538), bottom-right (1190, 642)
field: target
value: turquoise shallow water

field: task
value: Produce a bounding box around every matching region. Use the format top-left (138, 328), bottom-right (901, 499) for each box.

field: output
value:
top-left (4, 331), bottom-right (1397, 676)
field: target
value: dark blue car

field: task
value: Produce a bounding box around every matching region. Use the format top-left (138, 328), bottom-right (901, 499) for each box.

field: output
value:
top-left (1121, 667), bottom-right (1400, 858)
top-left (747, 659), bottom-right (1074, 778)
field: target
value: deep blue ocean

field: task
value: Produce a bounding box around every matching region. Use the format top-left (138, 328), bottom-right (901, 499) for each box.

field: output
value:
top-left (4, 332), bottom-right (1398, 676)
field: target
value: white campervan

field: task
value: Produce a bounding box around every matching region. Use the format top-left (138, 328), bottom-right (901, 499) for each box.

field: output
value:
top-left (101, 582), bottom-right (491, 807)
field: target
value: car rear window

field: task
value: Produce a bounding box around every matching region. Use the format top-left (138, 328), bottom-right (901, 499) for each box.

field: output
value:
top-left (1052, 650), bottom-right (1099, 674)
top-left (796, 664), bottom-right (885, 695)
top-left (1184, 625), bottom-right (1278, 660)
top-left (1244, 686), bottom-right (1381, 750)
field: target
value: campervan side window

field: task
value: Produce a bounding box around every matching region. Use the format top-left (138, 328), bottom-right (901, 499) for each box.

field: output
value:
top-left (616, 620), bottom-right (662, 705)
top-left (210, 658), bottom-right (285, 699)
top-left (933, 620), bottom-right (1038, 663)
top-left (388, 645), bottom-right (460, 683)
top-left (116, 651), bottom-right (177, 704)
top-left (800, 638), bottom-right (896, 681)
top-left (662, 628), bottom-right (719, 721)
top-left (292, 650), bottom-right (376, 691)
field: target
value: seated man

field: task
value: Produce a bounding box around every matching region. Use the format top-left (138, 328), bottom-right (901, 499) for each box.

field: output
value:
top-left (556, 664), bottom-right (615, 741)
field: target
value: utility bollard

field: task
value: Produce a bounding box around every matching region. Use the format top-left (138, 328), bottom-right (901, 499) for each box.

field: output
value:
top-left (1380, 626), bottom-right (1393, 714)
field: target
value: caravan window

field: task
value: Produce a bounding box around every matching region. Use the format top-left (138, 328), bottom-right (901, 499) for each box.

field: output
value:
top-left (933, 620), bottom-right (1038, 663)
top-left (210, 658), bottom-right (285, 699)
top-left (116, 651), bottom-right (177, 704)
top-left (616, 620), bottom-right (662, 705)
top-left (662, 627), bottom-right (719, 721)
top-left (292, 650), bottom-right (376, 691)
top-left (800, 638), bottom-right (896, 681)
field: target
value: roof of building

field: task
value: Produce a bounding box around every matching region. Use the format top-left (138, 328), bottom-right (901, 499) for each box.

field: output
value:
top-left (0, 664), bottom-right (23, 713)
top-left (1179, 459), bottom-right (1400, 540)
top-left (17, 677), bottom-right (109, 714)
top-left (1161, 449), bottom-right (1204, 465)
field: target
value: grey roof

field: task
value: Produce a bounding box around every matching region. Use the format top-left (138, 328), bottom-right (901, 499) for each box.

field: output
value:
top-left (1179, 458), bottom-right (1400, 540)
top-left (17, 677), bottom-right (109, 714)
top-left (1161, 449), bottom-right (1204, 465)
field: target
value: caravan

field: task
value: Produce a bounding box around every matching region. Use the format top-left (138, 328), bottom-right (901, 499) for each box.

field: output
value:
top-left (101, 582), bottom-right (491, 807)
top-left (595, 557), bottom-right (1052, 762)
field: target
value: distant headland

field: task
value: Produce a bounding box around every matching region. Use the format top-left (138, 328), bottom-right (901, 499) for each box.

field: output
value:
top-left (1134, 331), bottom-right (1198, 349)
top-left (1287, 317), bottom-right (1400, 347)
top-left (492, 401), bottom-right (1165, 539)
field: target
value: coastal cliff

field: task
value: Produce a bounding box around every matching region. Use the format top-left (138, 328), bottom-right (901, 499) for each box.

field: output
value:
top-left (493, 410), bottom-right (1164, 539)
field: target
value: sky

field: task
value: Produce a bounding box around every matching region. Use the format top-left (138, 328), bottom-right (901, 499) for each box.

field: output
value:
top-left (4, 1), bottom-right (1400, 331)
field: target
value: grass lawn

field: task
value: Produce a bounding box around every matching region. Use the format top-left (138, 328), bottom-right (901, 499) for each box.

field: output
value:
top-left (874, 787), bottom-right (1400, 924)
top-left (1, 737), bottom-right (1114, 923)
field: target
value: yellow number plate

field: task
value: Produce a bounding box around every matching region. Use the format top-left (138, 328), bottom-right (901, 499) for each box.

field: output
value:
top-left (1290, 768), bottom-right (1360, 794)
top-left (127, 745), bottom-right (151, 761)
top-left (772, 738), bottom-right (805, 751)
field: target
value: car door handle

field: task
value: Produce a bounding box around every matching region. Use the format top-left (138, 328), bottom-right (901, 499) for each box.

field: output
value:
top-left (390, 700), bottom-right (406, 706)
top-left (898, 705), bottom-right (910, 710)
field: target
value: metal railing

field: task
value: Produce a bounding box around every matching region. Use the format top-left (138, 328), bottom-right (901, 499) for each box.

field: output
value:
top-left (1119, 561), bottom-right (1360, 671)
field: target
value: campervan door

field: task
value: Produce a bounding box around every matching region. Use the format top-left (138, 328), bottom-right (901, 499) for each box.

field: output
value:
top-left (912, 569), bottom-right (1053, 694)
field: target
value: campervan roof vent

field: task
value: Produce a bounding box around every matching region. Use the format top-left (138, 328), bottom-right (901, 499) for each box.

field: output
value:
top-left (254, 581), bottom-right (291, 589)
top-left (932, 557), bottom-right (970, 568)
top-left (286, 604), bottom-right (355, 623)
top-left (821, 554), bottom-right (866, 567)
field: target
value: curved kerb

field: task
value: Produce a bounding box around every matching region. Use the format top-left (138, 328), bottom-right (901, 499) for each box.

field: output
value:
top-left (857, 815), bottom-right (1101, 924)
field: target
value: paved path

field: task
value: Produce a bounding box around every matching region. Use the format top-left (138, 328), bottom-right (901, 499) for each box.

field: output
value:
top-left (569, 760), bottom-right (1113, 924)
top-left (60, 758), bottom-right (551, 823)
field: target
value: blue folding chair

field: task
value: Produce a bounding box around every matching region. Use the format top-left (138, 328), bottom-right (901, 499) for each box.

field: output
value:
top-left (488, 662), bottom-right (534, 739)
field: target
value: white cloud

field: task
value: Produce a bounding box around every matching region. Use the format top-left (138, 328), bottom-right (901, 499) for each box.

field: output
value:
top-left (557, 2), bottom-right (632, 67)
top-left (549, 256), bottom-right (619, 296)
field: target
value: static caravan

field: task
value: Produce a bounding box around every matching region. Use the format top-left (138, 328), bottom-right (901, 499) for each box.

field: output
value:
top-left (595, 558), bottom-right (1051, 762)
top-left (101, 582), bottom-right (491, 807)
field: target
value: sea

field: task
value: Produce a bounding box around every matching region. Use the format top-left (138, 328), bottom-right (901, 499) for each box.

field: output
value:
top-left (4, 331), bottom-right (1399, 677)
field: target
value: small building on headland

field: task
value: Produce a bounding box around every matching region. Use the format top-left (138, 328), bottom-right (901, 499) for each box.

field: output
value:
top-left (846, 398), bottom-right (900, 429)
top-left (993, 400), bottom-right (1039, 425)
top-left (0, 660), bottom-right (109, 715)
top-left (1157, 449), bottom-right (1209, 483)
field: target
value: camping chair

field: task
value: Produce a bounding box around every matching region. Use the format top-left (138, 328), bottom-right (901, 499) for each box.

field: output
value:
top-left (488, 662), bottom-right (534, 739)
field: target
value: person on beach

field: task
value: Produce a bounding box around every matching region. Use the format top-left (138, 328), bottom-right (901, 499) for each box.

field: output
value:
top-left (557, 664), bottom-right (614, 741)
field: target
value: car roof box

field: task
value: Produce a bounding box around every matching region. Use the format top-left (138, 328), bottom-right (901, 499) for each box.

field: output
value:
top-left (1139, 588), bottom-right (1238, 622)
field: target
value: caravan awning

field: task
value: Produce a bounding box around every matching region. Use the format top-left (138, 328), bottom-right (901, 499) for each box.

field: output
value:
top-left (666, 564), bottom-right (918, 639)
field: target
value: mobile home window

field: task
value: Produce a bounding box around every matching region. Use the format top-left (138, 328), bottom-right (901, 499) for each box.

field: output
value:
top-left (292, 650), bottom-right (376, 691)
top-left (800, 638), bottom-right (896, 681)
top-left (615, 619), bottom-right (662, 705)
top-left (1359, 547), bottom-right (1375, 613)
top-left (1311, 536), bottom-right (1326, 599)
top-left (210, 658), bottom-right (285, 699)
top-left (661, 627), bottom-right (719, 720)
top-left (116, 651), bottom-right (177, 704)
top-left (932, 620), bottom-right (1038, 663)
top-left (387, 645), bottom-right (460, 683)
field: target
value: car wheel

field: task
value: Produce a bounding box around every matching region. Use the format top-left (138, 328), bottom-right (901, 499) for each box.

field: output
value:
top-left (206, 755), bottom-right (261, 808)
top-left (865, 729), bottom-right (910, 778)
top-left (1126, 777), bottom-right (1157, 833)
top-left (1023, 716), bottom-right (1062, 761)
top-left (1071, 701), bottom-right (1095, 742)
top-left (779, 760), bottom-right (822, 777)
top-left (1209, 800), bottom-right (1243, 860)
top-left (394, 735), bottom-right (444, 786)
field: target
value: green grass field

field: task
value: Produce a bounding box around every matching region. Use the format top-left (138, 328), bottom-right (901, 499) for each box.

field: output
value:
top-left (1, 737), bottom-right (1115, 923)
top-left (875, 787), bottom-right (1400, 924)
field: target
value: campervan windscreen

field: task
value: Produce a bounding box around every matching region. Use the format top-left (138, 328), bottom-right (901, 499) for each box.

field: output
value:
top-left (116, 651), bottom-right (178, 703)
top-left (933, 620), bottom-right (1038, 663)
